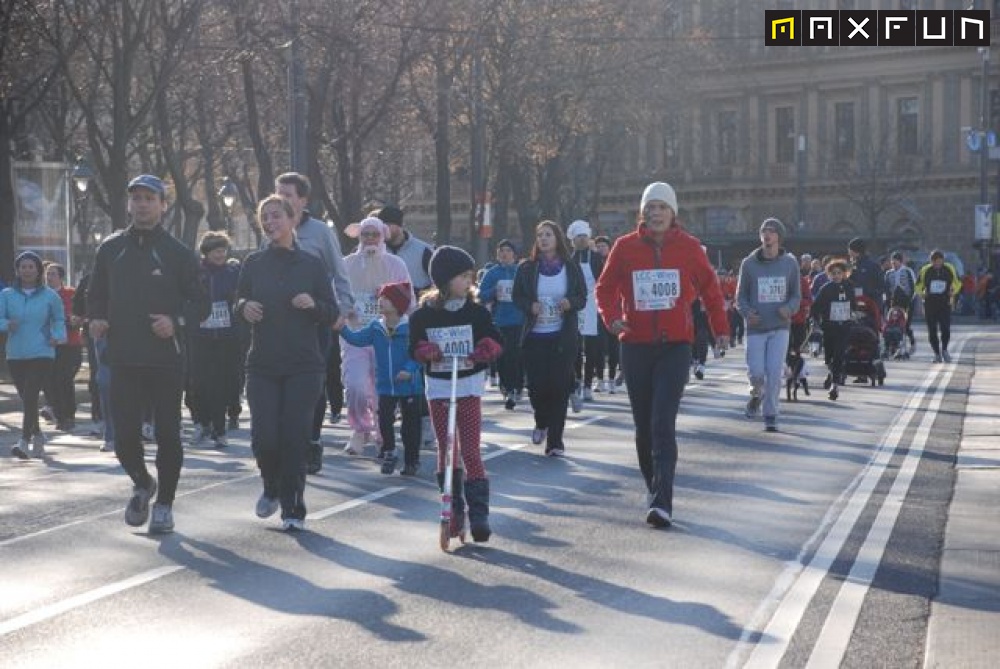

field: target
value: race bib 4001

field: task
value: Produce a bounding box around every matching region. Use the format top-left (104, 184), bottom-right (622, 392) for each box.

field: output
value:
top-left (427, 325), bottom-right (474, 373)
top-left (632, 269), bottom-right (680, 311)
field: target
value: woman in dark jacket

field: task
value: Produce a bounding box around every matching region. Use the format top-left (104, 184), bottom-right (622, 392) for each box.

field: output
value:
top-left (512, 220), bottom-right (587, 456)
top-left (236, 195), bottom-right (337, 531)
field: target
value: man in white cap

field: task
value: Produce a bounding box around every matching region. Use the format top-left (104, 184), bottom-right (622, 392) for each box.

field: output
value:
top-left (567, 219), bottom-right (605, 407)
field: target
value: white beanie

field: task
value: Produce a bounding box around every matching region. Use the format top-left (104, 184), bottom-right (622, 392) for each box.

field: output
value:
top-left (640, 182), bottom-right (678, 214)
top-left (566, 219), bottom-right (592, 239)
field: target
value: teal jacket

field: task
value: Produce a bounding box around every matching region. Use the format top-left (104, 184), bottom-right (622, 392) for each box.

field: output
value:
top-left (0, 285), bottom-right (67, 360)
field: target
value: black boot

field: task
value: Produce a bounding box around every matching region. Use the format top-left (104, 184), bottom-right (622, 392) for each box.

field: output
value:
top-left (465, 478), bottom-right (491, 543)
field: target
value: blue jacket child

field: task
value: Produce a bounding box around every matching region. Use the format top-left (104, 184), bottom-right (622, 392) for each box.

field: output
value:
top-left (337, 281), bottom-right (424, 474)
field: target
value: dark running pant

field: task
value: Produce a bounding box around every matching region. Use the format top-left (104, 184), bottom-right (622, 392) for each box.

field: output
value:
top-left (326, 331), bottom-right (344, 416)
top-left (621, 342), bottom-right (691, 516)
top-left (110, 366), bottom-right (184, 505)
top-left (248, 371), bottom-right (324, 520)
top-left (311, 329), bottom-right (333, 442)
top-left (9, 358), bottom-right (52, 439)
top-left (377, 394), bottom-right (421, 467)
top-left (924, 303), bottom-right (952, 356)
top-left (497, 324), bottom-right (524, 395)
top-left (604, 325), bottom-right (620, 379)
top-left (822, 325), bottom-right (850, 384)
top-left (523, 335), bottom-right (577, 452)
top-left (189, 336), bottom-right (241, 436)
top-left (691, 309), bottom-right (711, 365)
top-left (44, 345), bottom-right (82, 423)
top-left (575, 334), bottom-right (606, 387)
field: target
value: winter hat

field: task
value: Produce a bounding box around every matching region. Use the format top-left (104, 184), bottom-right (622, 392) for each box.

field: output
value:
top-left (848, 237), bottom-right (866, 253)
top-left (375, 205), bottom-right (404, 225)
top-left (639, 182), bottom-right (678, 214)
top-left (566, 219), bottom-right (592, 239)
top-left (429, 245), bottom-right (476, 292)
top-left (496, 238), bottom-right (519, 254)
top-left (127, 174), bottom-right (166, 197)
top-left (378, 281), bottom-right (412, 315)
top-left (759, 217), bottom-right (787, 239)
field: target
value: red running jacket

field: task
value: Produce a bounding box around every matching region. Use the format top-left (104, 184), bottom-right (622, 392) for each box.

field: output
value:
top-left (596, 224), bottom-right (728, 345)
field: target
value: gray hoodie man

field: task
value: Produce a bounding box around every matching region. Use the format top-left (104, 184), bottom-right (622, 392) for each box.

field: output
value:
top-left (736, 222), bottom-right (801, 332)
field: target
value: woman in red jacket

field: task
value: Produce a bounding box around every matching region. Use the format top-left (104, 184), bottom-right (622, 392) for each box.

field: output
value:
top-left (595, 182), bottom-right (729, 528)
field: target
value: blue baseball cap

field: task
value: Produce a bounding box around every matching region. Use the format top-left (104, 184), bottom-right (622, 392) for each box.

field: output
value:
top-left (127, 174), bottom-right (166, 197)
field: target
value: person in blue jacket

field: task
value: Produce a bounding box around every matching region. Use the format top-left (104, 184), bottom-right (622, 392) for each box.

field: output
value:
top-left (477, 239), bottom-right (525, 410)
top-left (1, 251), bottom-right (67, 459)
top-left (337, 280), bottom-right (424, 476)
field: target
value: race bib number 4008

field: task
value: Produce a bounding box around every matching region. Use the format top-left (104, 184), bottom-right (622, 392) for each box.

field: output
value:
top-left (632, 269), bottom-right (681, 311)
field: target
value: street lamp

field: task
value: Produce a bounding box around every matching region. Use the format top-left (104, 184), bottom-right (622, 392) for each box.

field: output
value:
top-left (72, 159), bottom-right (94, 274)
top-left (218, 177), bottom-right (238, 234)
top-left (796, 134), bottom-right (807, 232)
top-left (72, 159), bottom-right (94, 195)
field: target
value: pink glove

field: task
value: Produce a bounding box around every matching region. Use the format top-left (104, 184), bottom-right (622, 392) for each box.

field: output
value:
top-left (413, 341), bottom-right (443, 363)
top-left (468, 337), bottom-right (503, 364)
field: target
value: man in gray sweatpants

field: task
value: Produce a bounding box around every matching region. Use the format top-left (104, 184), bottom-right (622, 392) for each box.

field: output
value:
top-left (736, 218), bottom-right (801, 432)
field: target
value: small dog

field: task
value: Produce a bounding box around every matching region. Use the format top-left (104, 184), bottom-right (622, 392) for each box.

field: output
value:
top-left (785, 353), bottom-right (810, 401)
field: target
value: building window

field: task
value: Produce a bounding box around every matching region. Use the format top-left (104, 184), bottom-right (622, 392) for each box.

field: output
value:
top-left (834, 102), bottom-right (855, 160)
top-left (775, 106), bottom-right (795, 164)
top-left (717, 110), bottom-right (737, 166)
top-left (897, 97), bottom-right (919, 156)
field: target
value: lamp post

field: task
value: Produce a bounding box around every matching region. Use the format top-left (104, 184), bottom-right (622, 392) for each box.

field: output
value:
top-left (72, 159), bottom-right (94, 274)
top-left (796, 134), bottom-right (806, 232)
top-left (218, 177), bottom-right (238, 235)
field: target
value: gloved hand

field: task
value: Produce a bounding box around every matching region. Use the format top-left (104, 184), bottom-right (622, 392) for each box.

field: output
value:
top-left (413, 341), bottom-right (443, 363)
top-left (468, 337), bottom-right (502, 364)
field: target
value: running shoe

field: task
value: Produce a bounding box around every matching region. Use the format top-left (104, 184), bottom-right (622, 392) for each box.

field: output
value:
top-left (282, 518), bottom-right (305, 532)
top-left (125, 477), bottom-right (157, 527)
top-left (11, 439), bottom-right (30, 460)
top-left (255, 494), bottom-right (280, 519)
top-left (646, 507), bottom-right (672, 528)
top-left (745, 394), bottom-right (761, 418)
top-left (148, 503), bottom-right (174, 534)
top-left (531, 427), bottom-right (547, 445)
top-left (942, 350), bottom-right (952, 363)
top-left (30, 433), bottom-right (47, 459)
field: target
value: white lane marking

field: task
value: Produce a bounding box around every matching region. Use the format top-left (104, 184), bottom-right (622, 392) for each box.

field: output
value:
top-left (483, 444), bottom-right (527, 461)
top-left (0, 473), bottom-right (260, 549)
top-left (0, 566), bottom-right (183, 637)
top-left (805, 342), bottom-right (965, 667)
top-left (310, 487), bottom-right (405, 520)
top-left (733, 344), bottom-right (958, 669)
top-left (567, 415), bottom-right (608, 429)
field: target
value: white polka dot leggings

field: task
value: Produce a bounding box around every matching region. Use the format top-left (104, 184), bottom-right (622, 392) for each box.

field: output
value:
top-left (430, 396), bottom-right (485, 481)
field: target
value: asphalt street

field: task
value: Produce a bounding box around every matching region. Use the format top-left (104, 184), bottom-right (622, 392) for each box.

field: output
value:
top-left (0, 323), bottom-right (995, 668)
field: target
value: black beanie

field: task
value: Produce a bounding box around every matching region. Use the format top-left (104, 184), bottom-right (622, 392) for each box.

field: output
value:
top-left (848, 237), bottom-right (865, 253)
top-left (429, 245), bottom-right (475, 293)
top-left (376, 205), bottom-right (404, 225)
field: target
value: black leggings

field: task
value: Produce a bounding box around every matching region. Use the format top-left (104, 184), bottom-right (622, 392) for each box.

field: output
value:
top-left (575, 334), bottom-right (606, 386)
top-left (110, 366), bottom-right (184, 505)
top-left (925, 304), bottom-right (952, 356)
top-left (9, 358), bottom-right (52, 439)
top-left (497, 324), bottom-right (524, 394)
top-left (377, 394), bottom-right (421, 466)
top-left (44, 345), bottom-right (82, 423)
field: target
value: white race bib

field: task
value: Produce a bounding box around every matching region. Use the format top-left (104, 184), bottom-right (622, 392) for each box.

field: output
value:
top-left (536, 296), bottom-right (563, 327)
top-left (200, 300), bottom-right (231, 329)
top-left (830, 301), bottom-right (851, 322)
top-left (496, 280), bottom-right (513, 302)
top-left (632, 269), bottom-right (680, 311)
top-left (929, 279), bottom-right (947, 295)
top-left (757, 276), bottom-right (786, 304)
top-left (355, 293), bottom-right (380, 325)
top-left (427, 325), bottom-right (474, 373)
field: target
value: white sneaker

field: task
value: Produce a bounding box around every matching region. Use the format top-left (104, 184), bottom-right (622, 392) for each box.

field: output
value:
top-left (190, 425), bottom-right (207, 447)
top-left (255, 494), bottom-right (279, 519)
top-left (281, 518), bottom-right (305, 532)
top-left (606, 379), bottom-right (616, 394)
top-left (570, 392), bottom-right (583, 414)
top-left (30, 433), bottom-right (47, 459)
top-left (343, 431), bottom-right (365, 455)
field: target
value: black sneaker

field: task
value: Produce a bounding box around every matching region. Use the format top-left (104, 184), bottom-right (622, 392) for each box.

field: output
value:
top-left (400, 462), bottom-right (420, 476)
top-left (504, 395), bottom-right (516, 411)
top-left (380, 452), bottom-right (398, 475)
top-left (646, 507), bottom-right (672, 528)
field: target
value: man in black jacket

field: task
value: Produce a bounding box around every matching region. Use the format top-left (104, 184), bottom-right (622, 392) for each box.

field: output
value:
top-left (88, 175), bottom-right (208, 534)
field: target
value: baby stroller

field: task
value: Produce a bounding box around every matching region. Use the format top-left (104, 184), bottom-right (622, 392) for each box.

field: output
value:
top-left (842, 298), bottom-right (886, 387)
top-left (883, 305), bottom-right (910, 360)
